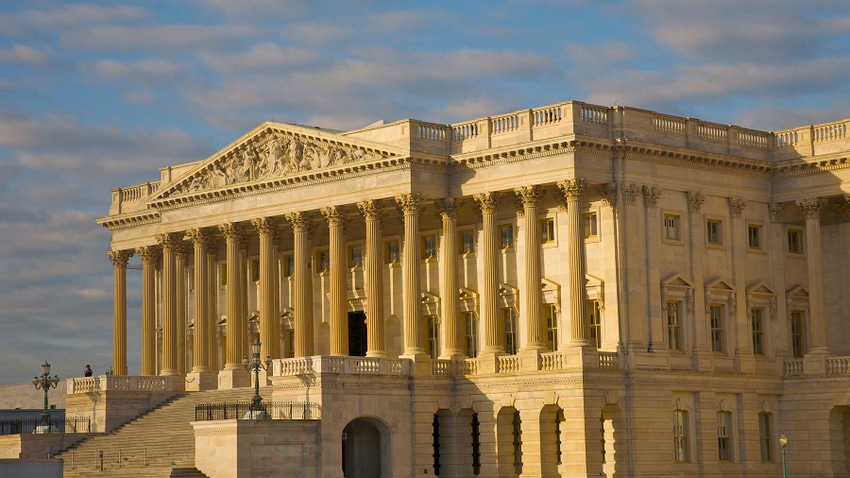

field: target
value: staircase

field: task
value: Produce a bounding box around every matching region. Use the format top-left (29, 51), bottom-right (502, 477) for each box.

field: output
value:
top-left (56, 386), bottom-right (269, 478)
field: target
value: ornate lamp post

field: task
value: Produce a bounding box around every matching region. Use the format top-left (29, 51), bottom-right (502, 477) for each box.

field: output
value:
top-left (32, 361), bottom-right (60, 429)
top-left (242, 339), bottom-right (272, 412)
top-left (779, 432), bottom-right (788, 478)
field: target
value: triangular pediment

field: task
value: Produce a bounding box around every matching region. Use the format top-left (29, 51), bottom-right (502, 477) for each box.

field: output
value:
top-left (705, 278), bottom-right (735, 293)
top-left (150, 122), bottom-right (405, 204)
top-left (662, 273), bottom-right (693, 289)
top-left (746, 281), bottom-right (775, 297)
top-left (786, 285), bottom-right (809, 299)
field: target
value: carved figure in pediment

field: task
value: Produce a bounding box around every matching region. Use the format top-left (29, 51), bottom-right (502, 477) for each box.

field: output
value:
top-left (304, 143), bottom-right (323, 170)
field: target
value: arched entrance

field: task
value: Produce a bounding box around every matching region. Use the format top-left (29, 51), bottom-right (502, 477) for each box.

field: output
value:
top-left (343, 417), bottom-right (390, 478)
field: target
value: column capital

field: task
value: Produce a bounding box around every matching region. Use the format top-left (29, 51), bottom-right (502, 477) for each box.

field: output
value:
top-left (836, 202), bottom-right (850, 222)
top-left (186, 227), bottom-right (211, 246)
top-left (796, 197), bottom-right (828, 219)
top-left (728, 197), bottom-right (747, 217)
top-left (156, 232), bottom-right (183, 251)
top-left (218, 222), bottom-right (244, 242)
top-left (357, 199), bottom-right (381, 220)
top-left (250, 217), bottom-right (277, 236)
top-left (641, 185), bottom-right (661, 208)
top-left (687, 192), bottom-right (705, 213)
top-left (320, 205), bottom-right (346, 228)
top-left (107, 250), bottom-right (132, 268)
top-left (557, 178), bottom-right (587, 202)
top-left (769, 201), bottom-right (785, 223)
top-left (599, 183), bottom-right (617, 209)
top-left (174, 241), bottom-right (189, 259)
top-left (514, 185), bottom-right (543, 208)
top-left (285, 211), bottom-right (313, 233)
top-left (473, 192), bottom-right (499, 214)
top-left (136, 245), bottom-right (161, 263)
top-left (396, 193), bottom-right (424, 216)
top-left (621, 183), bottom-right (641, 206)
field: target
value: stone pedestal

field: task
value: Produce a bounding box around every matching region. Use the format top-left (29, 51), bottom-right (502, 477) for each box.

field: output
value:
top-left (185, 371), bottom-right (218, 391)
top-left (218, 369), bottom-right (250, 390)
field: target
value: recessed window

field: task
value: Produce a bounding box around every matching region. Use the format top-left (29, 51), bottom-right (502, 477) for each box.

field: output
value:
top-left (787, 229), bottom-right (803, 254)
top-left (316, 250), bottom-right (329, 273)
top-left (791, 311), bottom-right (806, 358)
top-left (348, 245), bottom-right (363, 269)
top-left (706, 219), bottom-right (723, 245)
top-left (284, 329), bottom-right (294, 359)
top-left (459, 229), bottom-right (475, 255)
top-left (583, 212), bottom-right (598, 239)
top-left (758, 413), bottom-right (772, 462)
top-left (499, 225), bottom-right (514, 249)
top-left (717, 411), bottom-right (733, 462)
top-left (748, 224), bottom-right (762, 250)
top-left (427, 315), bottom-right (439, 359)
top-left (544, 304), bottom-right (558, 351)
top-left (667, 301), bottom-right (681, 351)
top-left (503, 308), bottom-right (518, 355)
top-left (587, 300), bottom-right (601, 349)
top-left (664, 214), bottom-right (681, 241)
top-left (464, 312), bottom-right (477, 357)
top-left (541, 218), bottom-right (556, 244)
top-left (673, 409), bottom-right (689, 462)
top-left (251, 258), bottom-right (260, 282)
top-left (283, 254), bottom-right (294, 277)
top-left (751, 308), bottom-right (764, 355)
top-left (219, 263), bottom-right (227, 287)
top-left (385, 240), bottom-right (400, 264)
top-left (710, 305), bottom-right (724, 353)
top-left (421, 234), bottom-right (437, 260)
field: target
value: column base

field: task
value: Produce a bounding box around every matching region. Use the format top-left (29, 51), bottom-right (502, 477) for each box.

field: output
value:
top-left (476, 351), bottom-right (499, 374)
top-left (218, 368), bottom-right (251, 389)
top-left (185, 371), bottom-right (218, 391)
top-left (400, 353), bottom-right (432, 376)
top-left (803, 349), bottom-right (830, 375)
top-left (518, 348), bottom-right (542, 372)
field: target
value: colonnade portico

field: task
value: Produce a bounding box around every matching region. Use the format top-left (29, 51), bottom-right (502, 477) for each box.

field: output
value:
top-left (107, 184), bottom-right (600, 387)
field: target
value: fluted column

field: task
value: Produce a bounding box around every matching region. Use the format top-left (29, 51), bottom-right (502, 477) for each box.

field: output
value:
top-left (187, 228), bottom-right (211, 373)
top-left (218, 223), bottom-right (244, 369)
top-left (206, 243), bottom-right (219, 370)
top-left (358, 200), bottom-right (385, 357)
top-left (796, 197), bottom-right (829, 353)
top-left (271, 233), bottom-right (281, 359)
top-left (474, 192), bottom-right (502, 354)
top-left (439, 198), bottom-right (463, 357)
top-left (252, 217), bottom-right (278, 361)
top-left (108, 250), bottom-right (132, 376)
top-left (175, 243), bottom-right (188, 375)
top-left (516, 186), bottom-right (544, 350)
top-left (136, 245), bottom-right (159, 375)
top-left (397, 193), bottom-right (426, 356)
top-left (559, 179), bottom-right (590, 345)
top-left (156, 233), bottom-right (180, 376)
top-left (286, 212), bottom-right (314, 357)
top-left (322, 206), bottom-right (349, 356)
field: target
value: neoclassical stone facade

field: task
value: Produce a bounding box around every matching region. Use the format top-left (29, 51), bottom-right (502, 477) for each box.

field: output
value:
top-left (97, 101), bottom-right (850, 477)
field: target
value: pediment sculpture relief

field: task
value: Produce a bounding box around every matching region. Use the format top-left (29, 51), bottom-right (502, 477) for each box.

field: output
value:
top-left (177, 132), bottom-right (388, 195)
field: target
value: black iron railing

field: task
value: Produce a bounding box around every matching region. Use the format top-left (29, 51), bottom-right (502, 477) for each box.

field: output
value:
top-left (194, 401), bottom-right (320, 421)
top-left (0, 417), bottom-right (91, 435)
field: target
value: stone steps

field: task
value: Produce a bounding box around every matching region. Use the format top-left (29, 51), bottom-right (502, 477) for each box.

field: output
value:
top-left (57, 386), bottom-right (265, 477)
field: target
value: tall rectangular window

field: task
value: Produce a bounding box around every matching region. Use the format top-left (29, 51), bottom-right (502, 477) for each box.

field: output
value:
top-left (587, 300), bottom-right (601, 349)
top-left (464, 312), bottom-right (478, 357)
top-left (541, 218), bottom-right (555, 244)
top-left (219, 263), bottom-right (227, 287)
top-left (500, 225), bottom-right (514, 249)
top-left (717, 411), bottom-right (732, 461)
top-left (673, 410), bottom-right (689, 462)
top-left (504, 308), bottom-right (518, 355)
top-left (316, 250), bottom-right (329, 273)
top-left (791, 311), bottom-right (805, 358)
top-left (283, 254), bottom-right (294, 277)
top-left (459, 230), bottom-right (475, 254)
top-left (544, 304), bottom-right (558, 351)
top-left (706, 219), bottom-right (723, 245)
top-left (251, 258), bottom-right (261, 282)
top-left (667, 301), bottom-right (681, 351)
top-left (583, 212), bottom-right (598, 239)
top-left (751, 308), bottom-right (764, 355)
top-left (710, 305), bottom-right (724, 352)
top-left (385, 240), bottom-right (400, 264)
top-left (348, 245), bottom-right (363, 268)
top-left (512, 410), bottom-right (523, 473)
top-left (284, 329), bottom-right (294, 359)
top-left (758, 413), bottom-right (772, 462)
top-left (664, 214), bottom-right (681, 240)
top-left (787, 229), bottom-right (803, 254)
top-left (427, 315), bottom-right (439, 359)
top-left (422, 235), bottom-right (437, 259)
top-left (748, 224), bottom-right (762, 250)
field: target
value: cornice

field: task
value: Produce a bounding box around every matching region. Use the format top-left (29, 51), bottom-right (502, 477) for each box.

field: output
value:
top-left (96, 210), bottom-right (161, 231)
top-left (771, 154), bottom-right (850, 178)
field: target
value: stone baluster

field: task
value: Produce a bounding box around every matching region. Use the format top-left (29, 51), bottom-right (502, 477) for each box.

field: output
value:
top-left (796, 197), bottom-right (830, 354)
top-left (358, 200), bottom-right (386, 357)
top-left (396, 193), bottom-right (426, 356)
top-left (439, 198), bottom-right (462, 357)
top-left (515, 186), bottom-right (544, 350)
top-left (107, 250), bottom-right (132, 376)
top-left (474, 192), bottom-right (502, 354)
top-left (559, 179), bottom-right (590, 345)
top-left (136, 245), bottom-right (160, 376)
top-left (286, 212), bottom-right (314, 357)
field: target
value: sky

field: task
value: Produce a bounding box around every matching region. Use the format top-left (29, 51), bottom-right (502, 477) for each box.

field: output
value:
top-left (0, 0), bottom-right (849, 385)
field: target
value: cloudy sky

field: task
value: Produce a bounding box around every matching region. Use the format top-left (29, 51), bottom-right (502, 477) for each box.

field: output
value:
top-left (0, 0), bottom-right (849, 384)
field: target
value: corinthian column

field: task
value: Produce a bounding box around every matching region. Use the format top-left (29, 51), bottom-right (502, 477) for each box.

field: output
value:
top-left (206, 242), bottom-right (219, 371)
top-left (156, 233), bottom-right (181, 377)
top-left (396, 193), bottom-right (426, 356)
top-left (175, 243), bottom-right (188, 375)
top-left (358, 200), bottom-right (385, 357)
top-left (439, 198), bottom-right (463, 357)
top-left (796, 197), bottom-right (829, 353)
top-left (474, 192), bottom-right (502, 354)
top-left (136, 245), bottom-right (160, 376)
top-left (559, 179), bottom-right (590, 345)
top-left (218, 223), bottom-right (243, 369)
top-left (252, 217), bottom-right (279, 361)
top-left (286, 212), bottom-right (314, 357)
top-left (516, 185), bottom-right (545, 350)
top-left (108, 250), bottom-right (132, 376)
top-left (322, 207), bottom-right (349, 356)
top-left (186, 228), bottom-right (211, 374)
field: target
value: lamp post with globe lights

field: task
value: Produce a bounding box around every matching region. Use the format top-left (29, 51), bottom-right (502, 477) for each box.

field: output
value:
top-left (779, 432), bottom-right (788, 478)
top-left (32, 361), bottom-right (60, 430)
top-left (242, 339), bottom-right (272, 413)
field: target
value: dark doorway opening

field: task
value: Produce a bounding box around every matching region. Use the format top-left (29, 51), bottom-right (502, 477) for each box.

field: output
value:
top-left (348, 311), bottom-right (367, 356)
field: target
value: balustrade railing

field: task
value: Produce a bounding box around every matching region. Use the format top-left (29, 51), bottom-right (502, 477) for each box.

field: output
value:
top-left (497, 355), bottom-right (520, 373)
top-left (456, 358), bottom-right (478, 376)
top-left (491, 113), bottom-right (521, 134)
top-left (783, 359), bottom-right (804, 377)
top-left (579, 105), bottom-right (607, 124)
top-left (827, 356), bottom-right (850, 375)
top-left (451, 122), bottom-right (479, 141)
top-left (533, 105), bottom-right (564, 126)
top-left (417, 123), bottom-right (446, 141)
top-left (0, 417), bottom-right (91, 435)
top-left (66, 376), bottom-right (173, 394)
top-left (813, 122), bottom-right (847, 142)
top-left (194, 401), bottom-right (320, 421)
top-left (540, 352), bottom-right (564, 371)
top-left (598, 352), bottom-right (619, 369)
top-left (696, 122), bottom-right (727, 142)
top-left (275, 356), bottom-right (409, 377)
top-left (652, 115), bottom-right (687, 135)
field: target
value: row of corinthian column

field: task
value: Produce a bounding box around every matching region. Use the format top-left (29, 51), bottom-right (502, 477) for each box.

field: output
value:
top-left (107, 180), bottom-right (599, 377)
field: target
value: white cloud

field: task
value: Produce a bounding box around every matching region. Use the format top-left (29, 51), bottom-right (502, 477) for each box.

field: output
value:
top-left (0, 45), bottom-right (55, 66)
top-left (62, 23), bottom-right (255, 52)
top-left (88, 58), bottom-right (184, 82)
top-left (198, 43), bottom-right (322, 73)
top-left (0, 4), bottom-right (149, 36)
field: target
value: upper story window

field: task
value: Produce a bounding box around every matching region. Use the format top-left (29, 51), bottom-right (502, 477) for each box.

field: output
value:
top-left (667, 301), bottom-right (681, 351)
top-left (316, 250), bottom-right (329, 273)
top-left (673, 409), bottom-right (689, 463)
top-left (717, 411), bottom-right (733, 462)
top-left (710, 304), bottom-right (725, 353)
top-left (751, 308), bottom-right (765, 355)
top-left (544, 304), bottom-right (558, 351)
top-left (587, 300), bottom-right (601, 349)
top-left (283, 254), bottom-right (295, 277)
top-left (503, 307), bottom-right (518, 355)
top-left (791, 310), bottom-right (806, 358)
top-left (348, 245), bottom-right (363, 269)
top-left (758, 412), bottom-right (772, 462)
top-left (583, 212), bottom-right (598, 239)
top-left (464, 312), bottom-right (478, 357)
top-left (500, 224), bottom-right (514, 249)
top-left (385, 240), bottom-right (400, 264)
top-left (459, 230), bottom-right (475, 255)
top-left (541, 218), bottom-right (556, 244)
top-left (664, 214), bottom-right (681, 241)
top-left (787, 228), bottom-right (804, 254)
top-left (426, 315), bottom-right (439, 359)
top-left (706, 219), bottom-right (723, 245)
top-left (251, 258), bottom-right (260, 282)
top-left (748, 224), bottom-right (763, 250)
top-left (422, 234), bottom-right (437, 260)
top-left (219, 263), bottom-right (227, 287)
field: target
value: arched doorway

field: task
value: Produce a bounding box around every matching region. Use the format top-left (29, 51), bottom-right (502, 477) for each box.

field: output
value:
top-left (343, 418), bottom-right (390, 478)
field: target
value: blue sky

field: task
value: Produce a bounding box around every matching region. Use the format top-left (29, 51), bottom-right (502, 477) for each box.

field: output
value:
top-left (0, 0), bottom-right (849, 384)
